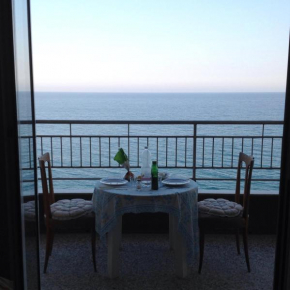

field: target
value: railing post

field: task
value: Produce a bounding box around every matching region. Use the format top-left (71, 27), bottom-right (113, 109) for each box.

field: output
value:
top-left (128, 124), bottom-right (130, 161)
top-left (261, 124), bottom-right (265, 168)
top-left (29, 136), bottom-right (31, 168)
top-left (193, 123), bottom-right (197, 181)
top-left (70, 123), bottom-right (72, 167)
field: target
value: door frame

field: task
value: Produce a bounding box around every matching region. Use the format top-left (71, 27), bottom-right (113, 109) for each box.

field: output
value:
top-left (1, 1), bottom-right (290, 289)
top-left (274, 35), bottom-right (290, 289)
top-left (0, 0), bottom-right (40, 288)
top-left (0, 0), bottom-right (25, 287)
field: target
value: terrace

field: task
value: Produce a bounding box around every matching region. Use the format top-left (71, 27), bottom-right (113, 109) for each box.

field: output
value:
top-left (23, 119), bottom-right (282, 288)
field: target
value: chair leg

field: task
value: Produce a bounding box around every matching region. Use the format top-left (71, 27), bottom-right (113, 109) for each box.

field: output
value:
top-left (44, 227), bottom-right (53, 273)
top-left (198, 230), bottom-right (205, 274)
top-left (49, 230), bottom-right (55, 256)
top-left (91, 227), bottom-right (97, 272)
top-left (235, 229), bottom-right (240, 255)
top-left (242, 228), bottom-right (251, 272)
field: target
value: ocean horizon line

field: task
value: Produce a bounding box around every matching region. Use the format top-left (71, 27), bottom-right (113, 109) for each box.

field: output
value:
top-left (34, 91), bottom-right (284, 95)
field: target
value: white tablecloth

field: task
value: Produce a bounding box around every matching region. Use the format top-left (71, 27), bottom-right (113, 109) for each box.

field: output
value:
top-left (93, 180), bottom-right (199, 259)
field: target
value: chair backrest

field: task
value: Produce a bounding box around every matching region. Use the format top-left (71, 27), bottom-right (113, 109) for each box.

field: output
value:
top-left (38, 153), bottom-right (55, 220)
top-left (235, 152), bottom-right (254, 219)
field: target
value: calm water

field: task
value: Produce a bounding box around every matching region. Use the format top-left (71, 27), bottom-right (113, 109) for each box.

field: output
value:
top-left (33, 92), bottom-right (285, 192)
top-left (35, 92), bottom-right (285, 121)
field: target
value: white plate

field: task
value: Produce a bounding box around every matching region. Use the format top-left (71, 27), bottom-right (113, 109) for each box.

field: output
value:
top-left (162, 178), bottom-right (190, 186)
top-left (100, 178), bottom-right (128, 186)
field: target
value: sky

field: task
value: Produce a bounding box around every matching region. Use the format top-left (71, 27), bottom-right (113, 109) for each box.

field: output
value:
top-left (31, 0), bottom-right (290, 93)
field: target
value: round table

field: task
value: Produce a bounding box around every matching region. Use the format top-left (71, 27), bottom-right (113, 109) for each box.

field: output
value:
top-left (93, 179), bottom-right (199, 278)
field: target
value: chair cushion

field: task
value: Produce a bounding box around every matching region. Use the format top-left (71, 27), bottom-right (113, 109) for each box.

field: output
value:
top-left (50, 199), bottom-right (93, 220)
top-left (24, 200), bottom-right (36, 221)
top-left (198, 198), bottom-right (243, 217)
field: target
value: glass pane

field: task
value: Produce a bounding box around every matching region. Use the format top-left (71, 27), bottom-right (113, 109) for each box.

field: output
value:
top-left (13, 0), bottom-right (40, 288)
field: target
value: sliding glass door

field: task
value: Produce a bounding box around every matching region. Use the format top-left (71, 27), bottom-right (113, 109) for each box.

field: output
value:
top-left (13, 0), bottom-right (40, 288)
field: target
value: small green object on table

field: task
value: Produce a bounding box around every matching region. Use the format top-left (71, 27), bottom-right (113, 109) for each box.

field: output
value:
top-left (114, 148), bottom-right (134, 181)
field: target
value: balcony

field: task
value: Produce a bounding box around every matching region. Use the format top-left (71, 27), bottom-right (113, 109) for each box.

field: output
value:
top-left (21, 119), bottom-right (283, 234)
top-left (28, 120), bottom-right (280, 288)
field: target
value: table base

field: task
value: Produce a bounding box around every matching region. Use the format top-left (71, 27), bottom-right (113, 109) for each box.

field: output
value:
top-left (107, 214), bottom-right (188, 278)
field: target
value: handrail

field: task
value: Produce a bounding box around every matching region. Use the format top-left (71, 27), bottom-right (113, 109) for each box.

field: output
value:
top-left (31, 120), bottom-right (284, 125)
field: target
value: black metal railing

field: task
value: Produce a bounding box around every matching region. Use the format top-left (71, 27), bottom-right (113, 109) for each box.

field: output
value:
top-left (20, 120), bottom-right (283, 189)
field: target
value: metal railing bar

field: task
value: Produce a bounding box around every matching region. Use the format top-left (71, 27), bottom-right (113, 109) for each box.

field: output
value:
top-left (29, 137), bottom-right (31, 168)
top-left (175, 138), bottom-right (178, 167)
top-left (195, 135), bottom-right (282, 139)
top-left (99, 138), bottom-right (101, 167)
top-left (202, 137), bottom-right (205, 167)
top-left (25, 165), bottom-right (281, 170)
top-left (261, 124), bottom-right (265, 167)
top-left (109, 137), bottom-right (111, 167)
top-left (157, 137), bottom-right (159, 164)
top-left (31, 120), bottom-right (284, 125)
top-left (242, 137), bottom-right (244, 153)
top-left (32, 177), bottom-right (281, 182)
top-left (137, 138), bottom-right (140, 167)
top-left (195, 166), bottom-right (280, 169)
top-left (195, 178), bottom-right (280, 182)
top-left (80, 137), bottom-right (82, 167)
top-left (222, 137), bottom-right (224, 167)
top-left (61, 137), bottom-right (63, 167)
top-left (193, 124), bottom-right (197, 180)
top-left (34, 134), bottom-right (283, 139)
top-left (90, 137), bottom-right (92, 167)
top-left (185, 137), bottom-right (187, 168)
top-left (51, 137), bottom-right (53, 167)
top-left (24, 177), bottom-right (281, 182)
top-left (70, 124), bottom-right (72, 167)
top-left (128, 124), bottom-right (130, 161)
top-left (166, 138), bottom-right (168, 167)
top-left (271, 138), bottom-right (274, 168)
top-left (212, 137), bottom-right (214, 168)
top-left (251, 138), bottom-right (254, 156)
top-left (231, 138), bottom-right (234, 167)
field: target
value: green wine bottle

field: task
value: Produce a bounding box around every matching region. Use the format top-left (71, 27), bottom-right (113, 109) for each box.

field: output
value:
top-left (151, 161), bottom-right (158, 190)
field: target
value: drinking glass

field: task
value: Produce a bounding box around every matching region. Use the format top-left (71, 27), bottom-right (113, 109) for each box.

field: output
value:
top-left (158, 175), bottom-right (163, 188)
top-left (136, 179), bottom-right (142, 191)
top-left (130, 176), bottom-right (135, 187)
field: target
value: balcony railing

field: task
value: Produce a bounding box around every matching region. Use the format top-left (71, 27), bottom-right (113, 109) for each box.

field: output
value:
top-left (21, 120), bottom-right (283, 191)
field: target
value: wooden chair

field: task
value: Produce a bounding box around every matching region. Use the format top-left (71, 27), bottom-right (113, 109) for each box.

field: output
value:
top-left (198, 152), bottom-right (254, 273)
top-left (38, 152), bottom-right (96, 273)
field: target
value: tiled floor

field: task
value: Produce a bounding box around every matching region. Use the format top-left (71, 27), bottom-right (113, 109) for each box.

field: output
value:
top-left (41, 233), bottom-right (275, 290)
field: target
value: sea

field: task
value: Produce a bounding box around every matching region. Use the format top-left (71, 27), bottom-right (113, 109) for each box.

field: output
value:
top-left (33, 92), bottom-right (285, 193)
